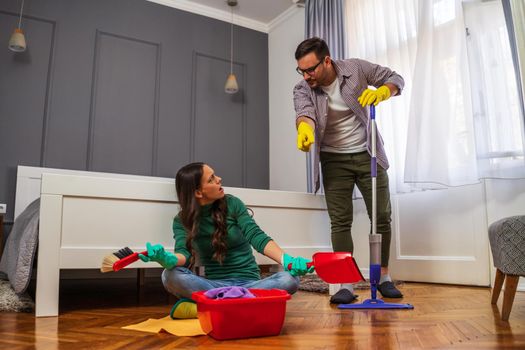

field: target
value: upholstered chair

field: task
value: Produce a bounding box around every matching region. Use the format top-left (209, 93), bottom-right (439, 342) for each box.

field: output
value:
top-left (488, 215), bottom-right (525, 321)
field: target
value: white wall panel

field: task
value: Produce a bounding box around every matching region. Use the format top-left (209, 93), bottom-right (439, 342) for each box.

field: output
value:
top-left (268, 7), bottom-right (307, 192)
top-left (390, 184), bottom-right (490, 286)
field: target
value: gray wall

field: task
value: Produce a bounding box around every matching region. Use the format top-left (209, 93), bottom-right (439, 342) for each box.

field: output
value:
top-left (0, 0), bottom-right (269, 222)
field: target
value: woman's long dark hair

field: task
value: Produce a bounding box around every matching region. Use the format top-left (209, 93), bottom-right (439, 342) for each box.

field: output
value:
top-left (175, 162), bottom-right (228, 268)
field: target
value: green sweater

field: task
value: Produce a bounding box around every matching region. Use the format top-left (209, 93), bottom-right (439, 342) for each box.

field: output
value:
top-left (172, 194), bottom-right (273, 280)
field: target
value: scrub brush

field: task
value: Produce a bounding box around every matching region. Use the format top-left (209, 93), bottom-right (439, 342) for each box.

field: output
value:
top-left (100, 247), bottom-right (147, 273)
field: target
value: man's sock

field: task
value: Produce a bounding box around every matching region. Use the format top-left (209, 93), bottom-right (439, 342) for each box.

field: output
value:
top-left (170, 298), bottom-right (197, 319)
top-left (379, 274), bottom-right (392, 284)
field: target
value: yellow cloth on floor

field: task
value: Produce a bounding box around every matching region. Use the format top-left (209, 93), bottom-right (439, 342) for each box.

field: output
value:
top-left (122, 316), bottom-right (206, 337)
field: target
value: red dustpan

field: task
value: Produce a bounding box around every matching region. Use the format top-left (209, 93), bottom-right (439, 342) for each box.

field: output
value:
top-left (289, 252), bottom-right (365, 283)
top-left (311, 252), bottom-right (365, 283)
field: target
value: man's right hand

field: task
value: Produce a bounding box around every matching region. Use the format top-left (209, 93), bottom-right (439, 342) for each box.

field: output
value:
top-left (297, 122), bottom-right (315, 152)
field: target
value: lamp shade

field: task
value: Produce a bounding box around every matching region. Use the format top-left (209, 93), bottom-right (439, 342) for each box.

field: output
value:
top-left (224, 73), bottom-right (239, 94)
top-left (9, 28), bottom-right (26, 52)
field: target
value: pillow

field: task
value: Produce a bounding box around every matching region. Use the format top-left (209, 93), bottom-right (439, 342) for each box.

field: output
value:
top-left (0, 198), bottom-right (40, 294)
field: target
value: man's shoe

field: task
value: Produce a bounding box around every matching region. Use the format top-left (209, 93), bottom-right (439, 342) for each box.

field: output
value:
top-left (330, 288), bottom-right (358, 304)
top-left (377, 281), bottom-right (403, 298)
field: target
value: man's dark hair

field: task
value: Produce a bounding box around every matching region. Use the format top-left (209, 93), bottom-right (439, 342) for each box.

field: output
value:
top-left (295, 37), bottom-right (331, 60)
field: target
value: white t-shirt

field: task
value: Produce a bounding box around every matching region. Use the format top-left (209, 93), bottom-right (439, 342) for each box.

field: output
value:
top-left (319, 78), bottom-right (367, 153)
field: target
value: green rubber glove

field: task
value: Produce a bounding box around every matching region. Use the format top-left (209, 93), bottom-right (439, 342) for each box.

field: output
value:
top-left (282, 253), bottom-right (314, 276)
top-left (297, 122), bottom-right (315, 152)
top-left (138, 242), bottom-right (178, 270)
top-left (358, 85), bottom-right (391, 107)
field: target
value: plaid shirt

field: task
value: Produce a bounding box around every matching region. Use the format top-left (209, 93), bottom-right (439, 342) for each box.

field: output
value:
top-left (293, 59), bottom-right (404, 192)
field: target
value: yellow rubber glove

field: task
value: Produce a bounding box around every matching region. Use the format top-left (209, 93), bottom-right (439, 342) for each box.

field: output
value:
top-left (297, 122), bottom-right (315, 152)
top-left (358, 85), bottom-right (391, 107)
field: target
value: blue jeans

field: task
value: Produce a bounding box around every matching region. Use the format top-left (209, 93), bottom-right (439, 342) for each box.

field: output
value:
top-left (161, 267), bottom-right (300, 299)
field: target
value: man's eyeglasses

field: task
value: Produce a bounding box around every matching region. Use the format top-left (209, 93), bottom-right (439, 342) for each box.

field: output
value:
top-left (296, 57), bottom-right (325, 76)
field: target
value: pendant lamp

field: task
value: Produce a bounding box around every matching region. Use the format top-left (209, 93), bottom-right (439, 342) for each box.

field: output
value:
top-left (9, 0), bottom-right (27, 52)
top-left (225, 0), bottom-right (239, 94)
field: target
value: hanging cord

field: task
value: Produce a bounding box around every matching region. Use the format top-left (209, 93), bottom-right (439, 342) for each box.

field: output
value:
top-left (17, 0), bottom-right (25, 29)
top-left (229, 6), bottom-right (234, 74)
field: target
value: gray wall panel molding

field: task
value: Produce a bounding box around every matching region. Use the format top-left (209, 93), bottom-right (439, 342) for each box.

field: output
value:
top-left (0, 11), bottom-right (55, 220)
top-left (86, 29), bottom-right (101, 171)
top-left (0, 10), bottom-right (56, 25)
top-left (191, 51), bottom-right (247, 187)
top-left (242, 64), bottom-right (248, 187)
top-left (87, 30), bottom-right (161, 175)
top-left (190, 50), bottom-right (197, 163)
top-left (0, 11), bottom-right (57, 168)
top-left (152, 43), bottom-right (162, 176)
top-left (39, 19), bottom-right (57, 169)
top-left (0, 0), bottom-right (268, 220)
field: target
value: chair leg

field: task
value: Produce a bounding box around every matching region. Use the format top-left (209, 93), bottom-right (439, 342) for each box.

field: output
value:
top-left (491, 269), bottom-right (505, 304)
top-left (501, 275), bottom-right (519, 321)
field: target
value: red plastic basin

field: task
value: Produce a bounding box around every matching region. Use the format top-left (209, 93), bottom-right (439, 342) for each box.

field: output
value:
top-left (192, 288), bottom-right (291, 340)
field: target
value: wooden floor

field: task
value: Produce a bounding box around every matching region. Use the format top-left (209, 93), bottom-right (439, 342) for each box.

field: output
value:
top-left (1, 278), bottom-right (524, 349)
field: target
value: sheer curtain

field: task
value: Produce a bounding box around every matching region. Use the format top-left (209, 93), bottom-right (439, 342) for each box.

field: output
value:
top-left (345, 0), bottom-right (525, 191)
top-left (464, 0), bottom-right (525, 179)
top-left (404, 0), bottom-right (478, 187)
top-left (345, 0), bottom-right (417, 192)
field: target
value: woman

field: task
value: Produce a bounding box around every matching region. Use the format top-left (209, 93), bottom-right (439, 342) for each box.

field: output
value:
top-left (139, 162), bottom-right (313, 318)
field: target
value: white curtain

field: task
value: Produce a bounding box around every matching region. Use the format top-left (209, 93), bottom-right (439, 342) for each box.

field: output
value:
top-left (404, 0), bottom-right (479, 187)
top-left (464, 0), bottom-right (525, 179)
top-left (345, 0), bottom-right (525, 190)
top-left (345, 0), bottom-right (418, 192)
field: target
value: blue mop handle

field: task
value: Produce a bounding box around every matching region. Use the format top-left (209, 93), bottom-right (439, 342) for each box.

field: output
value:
top-left (370, 104), bottom-right (377, 234)
top-left (369, 104), bottom-right (381, 300)
top-left (370, 263), bottom-right (381, 300)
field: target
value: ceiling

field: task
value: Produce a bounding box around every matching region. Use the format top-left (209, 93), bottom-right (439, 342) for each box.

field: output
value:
top-left (148, 0), bottom-right (303, 32)
top-left (187, 0), bottom-right (296, 23)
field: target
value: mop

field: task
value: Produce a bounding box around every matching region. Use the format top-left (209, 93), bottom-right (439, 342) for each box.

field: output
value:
top-left (338, 104), bottom-right (414, 310)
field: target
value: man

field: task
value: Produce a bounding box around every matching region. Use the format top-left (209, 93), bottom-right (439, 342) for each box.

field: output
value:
top-left (293, 37), bottom-right (404, 304)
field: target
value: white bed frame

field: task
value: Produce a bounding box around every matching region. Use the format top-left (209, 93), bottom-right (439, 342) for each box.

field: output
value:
top-left (15, 166), bottom-right (331, 317)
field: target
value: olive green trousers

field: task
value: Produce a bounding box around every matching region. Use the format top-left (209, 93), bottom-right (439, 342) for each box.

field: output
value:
top-left (320, 151), bottom-right (392, 267)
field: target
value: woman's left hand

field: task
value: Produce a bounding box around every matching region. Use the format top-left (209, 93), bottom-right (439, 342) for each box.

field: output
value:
top-left (283, 253), bottom-right (314, 276)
